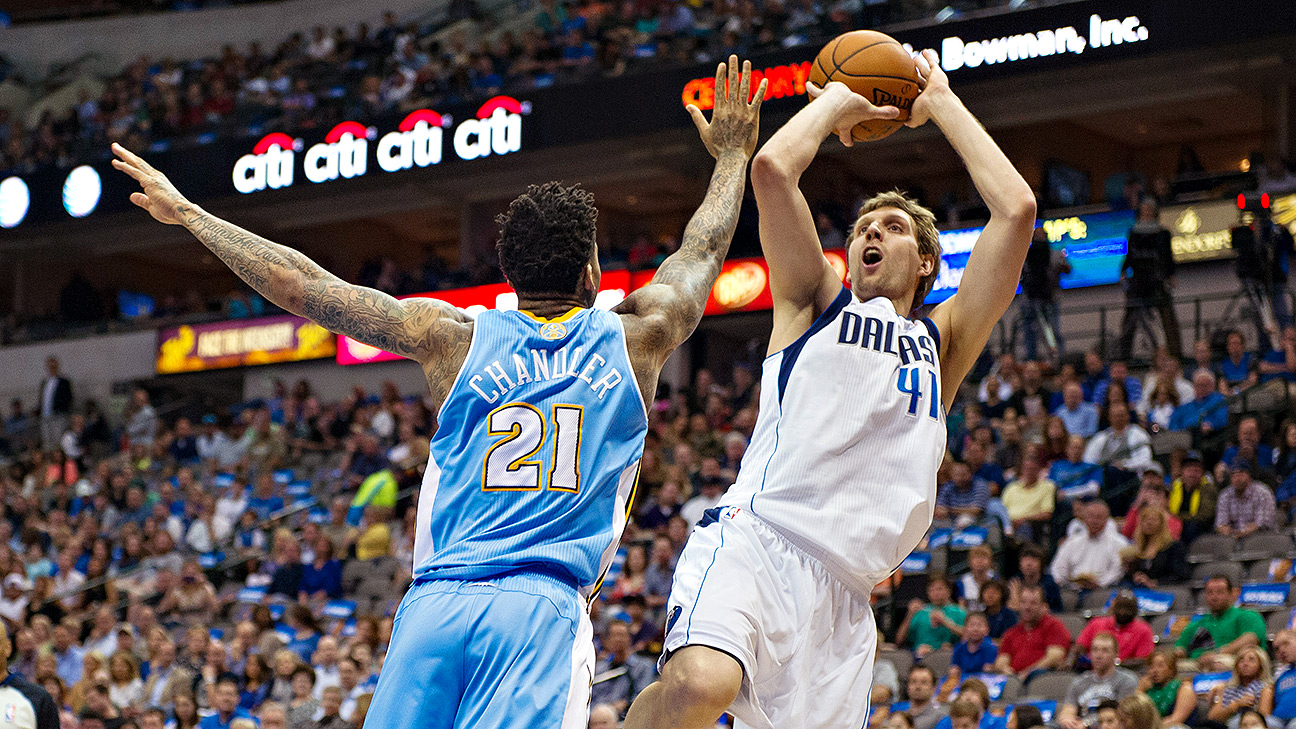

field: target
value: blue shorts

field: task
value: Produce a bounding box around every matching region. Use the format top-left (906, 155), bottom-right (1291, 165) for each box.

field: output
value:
top-left (365, 572), bottom-right (594, 729)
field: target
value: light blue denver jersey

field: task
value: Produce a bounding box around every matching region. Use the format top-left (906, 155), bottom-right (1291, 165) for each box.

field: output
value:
top-left (412, 307), bottom-right (647, 598)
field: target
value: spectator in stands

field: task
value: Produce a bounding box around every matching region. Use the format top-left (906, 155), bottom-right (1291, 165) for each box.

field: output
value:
top-left (993, 585), bottom-right (1071, 681)
top-left (898, 575), bottom-right (966, 658)
top-left (679, 476), bottom-right (727, 526)
top-left (258, 704), bottom-right (288, 729)
top-left (963, 440), bottom-right (1006, 496)
top-left (1009, 361), bottom-right (1055, 423)
top-left (1009, 545), bottom-right (1063, 613)
top-left (1119, 504), bottom-right (1190, 588)
top-left (1176, 576), bottom-right (1268, 671)
top-left (1169, 450), bottom-right (1218, 542)
top-left (643, 535), bottom-right (675, 611)
top-left (946, 699), bottom-right (985, 729)
top-left (1001, 447), bottom-right (1055, 543)
top-left (1223, 417), bottom-right (1276, 472)
top-left (1219, 331), bottom-right (1259, 393)
top-left (38, 357), bottom-right (73, 453)
top-left (979, 580), bottom-right (1017, 640)
top-left (173, 691), bottom-right (202, 729)
top-left (1054, 382), bottom-right (1100, 439)
top-left (1050, 435), bottom-right (1103, 504)
top-left (1140, 349), bottom-right (1195, 415)
top-left (1169, 369), bottom-right (1229, 434)
top-left (1272, 630), bottom-right (1296, 729)
top-left (1120, 467), bottom-right (1182, 540)
top-left (936, 462), bottom-right (991, 527)
top-left (1057, 633), bottom-right (1140, 729)
top-left (589, 703), bottom-right (619, 729)
top-left (905, 666), bottom-right (948, 729)
top-left (1216, 459), bottom-right (1277, 536)
top-left (287, 666), bottom-right (319, 729)
top-left (1257, 326), bottom-right (1296, 393)
top-left (956, 546), bottom-right (996, 612)
top-left (315, 685), bottom-right (350, 729)
top-left (589, 621), bottom-right (655, 719)
top-left (125, 388), bottom-right (158, 448)
top-left (199, 673), bottom-right (253, 729)
top-left (1008, 706), bottom-right (1045, 729)
top-left (934, 679), bottom-right (1001, 729)
top-left (1138, 649), bottom-right (1197, 729)
top-left (637, 479), bottom-right (683, 532)
top-left (1206, 646), bottom-right (1276, 727)
top-left (1094, 362), bottom-right (1143, 409)
top-left (1050, 501), bottom-right (1129, 592)
top-left (1117, 694), bottom-right (1162, 729)
top-left (1084, 403), bottom-right (1154, 474)
top-left (948, 612), bottom-right (998, 680)
top-left (1076, 593), bottom-right (1155, 665)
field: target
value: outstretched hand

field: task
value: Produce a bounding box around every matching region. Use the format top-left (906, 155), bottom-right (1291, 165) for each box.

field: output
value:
top-left (111, 142), bottom-right (190, 225)
top-left (906, 49), bottom-right (952, 129)
top-left (688, 54), bottom-right (767, 159)
top-left (805, 80), bottom-right (900, 147)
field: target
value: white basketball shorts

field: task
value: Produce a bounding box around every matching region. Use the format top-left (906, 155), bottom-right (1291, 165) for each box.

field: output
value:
top-left (660, 505), bottom-right (878, 729)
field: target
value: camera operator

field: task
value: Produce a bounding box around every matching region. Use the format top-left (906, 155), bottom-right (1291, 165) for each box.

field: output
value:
top-left (1231, 194), bottom-right (1294, 349)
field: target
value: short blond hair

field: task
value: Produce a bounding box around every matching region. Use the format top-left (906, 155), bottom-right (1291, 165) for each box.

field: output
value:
top-left (856, 191), bottom-right (942, 311)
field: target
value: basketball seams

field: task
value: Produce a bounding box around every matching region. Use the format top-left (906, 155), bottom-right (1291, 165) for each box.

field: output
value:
top-left (833, 39), bottom-right (903, 75)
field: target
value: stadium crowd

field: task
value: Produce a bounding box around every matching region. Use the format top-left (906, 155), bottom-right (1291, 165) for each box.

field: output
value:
top-left (1, 313), bottom-right (1296, 728)
top-left (0, 0), bottom-right (1033, 176)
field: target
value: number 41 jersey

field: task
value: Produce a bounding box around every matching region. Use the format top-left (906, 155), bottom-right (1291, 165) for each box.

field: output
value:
top-left (412, 307), bottom-right (647, 598)
top-left (718, 287), bottom-right (948, 596)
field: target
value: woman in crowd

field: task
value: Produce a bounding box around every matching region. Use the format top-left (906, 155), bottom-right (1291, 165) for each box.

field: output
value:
top-left (240, 653), bottom-right (272, 711)
top-left (1144, 378), bottom-right (1181, 430)
top-left (267, 649), bottom-right (300, 705)
top-left (284, 604), bottom-right (323, 662)
top-left (157, 560), bottom-right (219, 625)
top-left (67, 651), bottom-right (105, 713)
top-left (167, 692), bottom-right (201, 729)
top-left (1118, 693), bottom-right (1162, 729)
top-left (609, 543), bottom-right (648, 603)
top-left (106, 650), bottom-right (144, 715)
top-left (1207, 646), bottom-right (1275, 727)
top-left (1139, 649), bottom-right (1197, 728)
top-left (1120, 505), bottom-right (1190, 587)
top-left (299, 536), bottom-right (343, 601)
top-left (287, 665), bottom-right (320, 729)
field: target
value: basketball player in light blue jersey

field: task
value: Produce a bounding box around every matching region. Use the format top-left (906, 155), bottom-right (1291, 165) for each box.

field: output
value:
top-left (625, 49), bottom-right (1037, 729)
top-left (111, 56), bottom-right (766, 729)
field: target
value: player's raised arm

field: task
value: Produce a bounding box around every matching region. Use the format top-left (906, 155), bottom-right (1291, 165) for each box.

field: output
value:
top-left (911, 50), bottom-right (1036, 408)
top-left (617, 56), bottom-right (764, 375)
top-left (111, 143), bottom-right (468, 365)
top-left (750, 81), bottom-right (900, 351)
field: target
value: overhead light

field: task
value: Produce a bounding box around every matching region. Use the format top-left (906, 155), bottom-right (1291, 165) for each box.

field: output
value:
top-left (0, 176), bottom-right (30, 228)
top-left (63, 165), bottom-right (102, 218)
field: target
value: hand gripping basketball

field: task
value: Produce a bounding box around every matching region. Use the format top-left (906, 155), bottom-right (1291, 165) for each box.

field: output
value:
top-left (805, 81), bottom-right (901, 148)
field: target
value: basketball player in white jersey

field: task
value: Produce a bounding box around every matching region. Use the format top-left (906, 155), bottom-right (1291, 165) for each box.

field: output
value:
top-left (623, 49), bottom-right (1036, 729)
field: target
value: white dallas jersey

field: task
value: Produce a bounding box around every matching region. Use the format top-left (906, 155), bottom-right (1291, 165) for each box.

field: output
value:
top-left (719, 287), bottom-right (947, 596)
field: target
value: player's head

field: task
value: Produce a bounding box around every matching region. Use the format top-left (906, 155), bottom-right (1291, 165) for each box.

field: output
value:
top-left (496, 181), bottom-right (600, 307)
top-left (849, 191), bottom-right (941, 313)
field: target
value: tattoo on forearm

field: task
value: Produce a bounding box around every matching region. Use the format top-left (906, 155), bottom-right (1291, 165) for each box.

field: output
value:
top-left (654, 152), bottom-right (748, 335)
top-left (178, 204), bottom-right (454, 361)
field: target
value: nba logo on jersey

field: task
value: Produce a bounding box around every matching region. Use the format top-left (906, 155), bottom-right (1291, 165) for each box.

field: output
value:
top-left (5, 702), bottom-right (15, 722)
top-left (540, 322), bottom-right (567, 340)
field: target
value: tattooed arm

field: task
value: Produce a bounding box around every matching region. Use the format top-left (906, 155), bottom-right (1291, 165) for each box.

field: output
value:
top-left (615, 56), bottom-right (765, 404)
top-left (110, 143), bottom-right (469, 368)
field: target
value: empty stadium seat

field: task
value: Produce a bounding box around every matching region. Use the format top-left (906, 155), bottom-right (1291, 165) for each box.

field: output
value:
top-left (1024, 672), bottom-right (1076, 701)
top-left (997, 675), bottom-right (1024, 702)
top-left (1246, 560), bottom-right (1279, 582)
top-left (1057, 613), bottom-right (1089, 639)
top-left (921, 646), bottom-right (953, 676)
top-left (1191, 561), bottom-right (1243, 588)
top-left (1082, 589), bottom-right (1113, 612)
top-left (1234, 533), bottom-right (1294, 562)
top-left (880, 649), bottom-right (914, 683)
top-left (1266, 609), bottom-right (1293, 635)
top-left (1187, 534), bottom-right (1236, 564)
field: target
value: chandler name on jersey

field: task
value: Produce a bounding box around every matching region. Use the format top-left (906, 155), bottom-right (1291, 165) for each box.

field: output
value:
top-left (412, 307), bottom-right (647, 598)
top-left (719, 287), bottom-right (947, 596)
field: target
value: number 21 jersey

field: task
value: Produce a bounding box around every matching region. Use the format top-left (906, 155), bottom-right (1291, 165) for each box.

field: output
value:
top-left (412, 307), bottom-right (647, 598)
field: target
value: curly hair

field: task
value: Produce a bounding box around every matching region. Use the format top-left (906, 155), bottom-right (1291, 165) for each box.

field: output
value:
top-left (496, 181), bottom-right (598, 298)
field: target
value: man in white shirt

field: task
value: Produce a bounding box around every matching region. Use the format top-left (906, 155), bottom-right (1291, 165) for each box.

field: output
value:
top-left (1083, 403), bottom-right (1153, 474)
top-left (312, 637), bottom-right (341, 700)
top-left (679, 476), bottom-right (729, 526)
top-left (1050, 501), bottom-right (1129, 591)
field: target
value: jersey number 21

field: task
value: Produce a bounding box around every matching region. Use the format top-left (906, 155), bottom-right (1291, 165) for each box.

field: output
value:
top-left (482, 403), bottom-right (583, 492)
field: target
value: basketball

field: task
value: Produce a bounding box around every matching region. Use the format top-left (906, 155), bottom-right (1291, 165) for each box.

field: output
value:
top-left (808, 30), bottom-right (921, 142)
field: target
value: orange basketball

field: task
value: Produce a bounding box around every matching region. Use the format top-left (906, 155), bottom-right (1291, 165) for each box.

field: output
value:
top-left (807, 30), bottom-right (920, 142)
